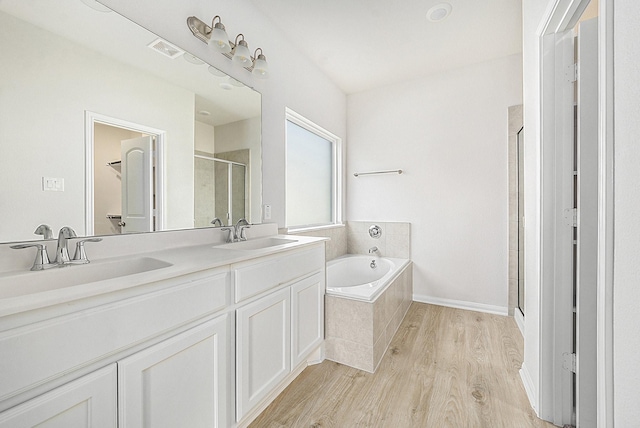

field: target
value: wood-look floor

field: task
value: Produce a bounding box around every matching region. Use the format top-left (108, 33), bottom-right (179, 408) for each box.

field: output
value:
top-left (250, 302), bottom-right (556, 428)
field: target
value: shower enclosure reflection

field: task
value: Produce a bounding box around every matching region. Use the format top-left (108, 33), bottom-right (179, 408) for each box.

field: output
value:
top-left (195, 154), bottom-right (248, 227)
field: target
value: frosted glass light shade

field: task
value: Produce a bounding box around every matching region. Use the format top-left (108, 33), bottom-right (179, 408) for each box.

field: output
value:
top-left (232, 40), bottom-right (252, 66)
top-left (209, 24), bottom-right (231, 53)
top-left (252, 54), bottom-right (269, 79)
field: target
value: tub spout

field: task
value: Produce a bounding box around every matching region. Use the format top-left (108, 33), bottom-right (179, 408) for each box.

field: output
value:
top-left (368, 246), bottom-right (378, 254)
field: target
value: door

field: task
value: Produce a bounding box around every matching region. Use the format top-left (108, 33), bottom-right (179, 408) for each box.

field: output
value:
top-left (121, 136), bottom-right (154, 233)
top-left (291, 272), bottom-right (324, 368)
top-left (576, 17), bottom-right (598, 428)
top-left (236, 288), bottom-right (290, 421)
top-left (118, 315), bottom-right (230, 428)
top-left (0, 365), bottom-right (116, 428)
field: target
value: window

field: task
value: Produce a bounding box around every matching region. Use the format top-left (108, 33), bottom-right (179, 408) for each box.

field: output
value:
top-left (285, 108), bottom-right (342, 230)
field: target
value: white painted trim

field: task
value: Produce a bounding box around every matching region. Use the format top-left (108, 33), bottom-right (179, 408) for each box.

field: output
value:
top-left (84, 112), bottom-right (166, 235)
top-left (520, 364), bottom-right (538, 414)
top-left (284, 107), bottom-right (343, 229)
top-left (596, 0), bottom-right (614, 425)
top-left (514, 309), bottom-right (525, 338)
top-left (534, 0), bottom-right (594, 424)
top-left (412, 294), bottom-right (508, 316)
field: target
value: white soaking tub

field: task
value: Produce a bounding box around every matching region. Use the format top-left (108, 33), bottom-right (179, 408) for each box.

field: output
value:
top-left (326, 254), bottom-right (410, 302)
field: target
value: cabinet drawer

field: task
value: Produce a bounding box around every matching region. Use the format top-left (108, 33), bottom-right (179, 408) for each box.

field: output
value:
top-left (0, 271), bottom-right (230, 403)
top-left (234, 245), bottom-right (324, 303)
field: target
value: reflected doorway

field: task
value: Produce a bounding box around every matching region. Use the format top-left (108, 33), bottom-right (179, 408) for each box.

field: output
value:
top-left (85, 112), bottom-right (165, 236)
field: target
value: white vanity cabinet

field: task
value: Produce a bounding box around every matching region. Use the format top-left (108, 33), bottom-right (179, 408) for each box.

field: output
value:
top-left (236, 288), bottom-right (291, 420)
top-left (0, 268), bottom-right (232, 428)
top-left (0, 365), bottom-right (117, 428)
top-left (0, 237), bottom-right (326, 428)
top-left (118, 314), bottom-right (230, 428)
top-left (233, 243), bottom-right (325, 422)
top-left (291, 271), bottom-right (324, 368)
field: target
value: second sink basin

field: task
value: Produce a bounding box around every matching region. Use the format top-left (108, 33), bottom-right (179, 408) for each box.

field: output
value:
top-left (0, 257), bottom-right (173, 300)
top-left (214, 237), bottom-right (298, 251)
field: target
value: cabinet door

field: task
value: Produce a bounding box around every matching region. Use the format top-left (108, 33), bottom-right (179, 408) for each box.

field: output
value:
top-left (291, 271), bottom-right (325, 368)
top-left (236, 288), bottom-right (290, 421)
top-left (0, 365), bottom-right (116, 428)
top-left (118, 315), bottom-right (229, 428)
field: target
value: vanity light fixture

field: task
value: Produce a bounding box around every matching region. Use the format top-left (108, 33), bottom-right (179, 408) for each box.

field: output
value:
top-left (187, 15), bottom-right (269, 78)
top-left (231, 34), bottom-right (252, 66)
top-left (208, 16), bottom-right (231, 54)
top-left (252, 48), bottom-right (269, 79)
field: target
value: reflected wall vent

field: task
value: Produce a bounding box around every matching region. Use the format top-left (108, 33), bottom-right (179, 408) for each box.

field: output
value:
top-left (147, 38), bottom-right (184, 59)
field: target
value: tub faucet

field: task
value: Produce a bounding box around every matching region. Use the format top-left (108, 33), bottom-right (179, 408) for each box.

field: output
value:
top-left (55, 226), bottom-right (77, 265)
top-left (368, 246), bottom-right (379, 254)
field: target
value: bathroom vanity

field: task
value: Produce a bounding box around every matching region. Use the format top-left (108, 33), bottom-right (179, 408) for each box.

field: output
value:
top-left (0, 232), bottom-right (326, 428)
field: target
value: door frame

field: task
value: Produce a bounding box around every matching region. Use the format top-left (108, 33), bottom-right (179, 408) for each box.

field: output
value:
top-left (534, 0), bottom-right (614, 426)
top-left (84, 111), bottom-right (166, 235)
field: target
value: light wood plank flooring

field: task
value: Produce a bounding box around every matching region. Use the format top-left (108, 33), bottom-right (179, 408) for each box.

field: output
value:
top-left (250, 302), bottom-right (556, 428)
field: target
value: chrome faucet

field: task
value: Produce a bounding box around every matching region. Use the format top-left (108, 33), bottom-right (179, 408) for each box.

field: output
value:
top-left (368, 246), bottom-right (379, 254)
top-left (55, 226), bottom-right (77, 265)
top-left (210, 217), bottom-right (222, 227)
top-left (234, 218), bottom-right (251, 241)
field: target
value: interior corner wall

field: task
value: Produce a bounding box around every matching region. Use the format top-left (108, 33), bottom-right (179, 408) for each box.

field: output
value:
top-left (100, 0), bottom-right (348, 229)
top-left (346, 54), bottom-right (522, 313)
top-left (613, 0), bottom-right (640, 423)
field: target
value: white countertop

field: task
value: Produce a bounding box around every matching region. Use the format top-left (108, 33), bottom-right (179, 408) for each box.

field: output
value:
top-left (0, 234), bottom-right (327, 318)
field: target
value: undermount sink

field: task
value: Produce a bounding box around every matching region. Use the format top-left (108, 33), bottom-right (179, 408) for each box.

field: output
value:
top-left (0, 257), bottom-right (173, 300)
top-left (214, 237), bottom-right (298, 251)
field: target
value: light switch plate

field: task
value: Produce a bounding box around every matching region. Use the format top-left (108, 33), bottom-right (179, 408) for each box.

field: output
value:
top-left (42, 177), bottom-right (64, 192)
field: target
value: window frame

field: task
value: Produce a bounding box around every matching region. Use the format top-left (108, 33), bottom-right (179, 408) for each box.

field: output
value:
top-left (284, 108), bottom-right (342, 231)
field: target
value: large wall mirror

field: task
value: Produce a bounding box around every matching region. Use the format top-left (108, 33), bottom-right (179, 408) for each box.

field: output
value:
top-left (0, 0), bottom-right (262, 243)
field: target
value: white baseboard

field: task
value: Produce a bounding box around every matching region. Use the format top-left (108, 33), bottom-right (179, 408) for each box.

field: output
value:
top-left (519, 363), bottom-right (538, 416)
top-left (413, 294), bottom-right (508, 316)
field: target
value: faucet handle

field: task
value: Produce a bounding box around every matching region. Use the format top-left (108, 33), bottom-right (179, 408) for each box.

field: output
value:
top-left (220, 227), bottom-right (234, 243)
top-left (238, 224), bottom-right (251, 241)
top-left (34, 224), bottom-right (53, 240)
top-left (72, 238), bottom-right (103, 263)
top-left (10, 243), bottom-right (53, 271)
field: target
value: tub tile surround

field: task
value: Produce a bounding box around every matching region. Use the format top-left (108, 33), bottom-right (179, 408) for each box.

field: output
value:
top-left (325, 265), bottom-right (413, 372)
top-left (288, 225), bottom-right (347, 261)
top-left (347, 221), bottom-right (411, 259)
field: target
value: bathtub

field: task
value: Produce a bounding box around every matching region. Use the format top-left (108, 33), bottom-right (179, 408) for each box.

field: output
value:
top-left (326, 254), bottom-right (410, 302)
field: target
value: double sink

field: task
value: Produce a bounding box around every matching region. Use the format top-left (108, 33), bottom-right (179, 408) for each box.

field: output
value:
top-left (0, 236), bottom-right (299, 303)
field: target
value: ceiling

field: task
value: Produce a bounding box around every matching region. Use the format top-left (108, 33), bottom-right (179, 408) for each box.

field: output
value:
top-left (247, 0), bottom-right (523, 94)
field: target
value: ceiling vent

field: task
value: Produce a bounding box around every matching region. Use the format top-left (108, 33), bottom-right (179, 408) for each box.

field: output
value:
top-left (147, 38), bottom-right (184, 59)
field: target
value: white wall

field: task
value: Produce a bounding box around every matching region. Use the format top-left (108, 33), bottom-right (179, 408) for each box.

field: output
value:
top-left (613, 0), bottom-right (640, 423)
top-left (0, 11), bottom-right (195, 240)
top-left (347, 55), bottom-right (522, 313)
top-left (100, 0), bottom-right (348, 228)
top-left (194, 121), bottom-right (215, 153)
